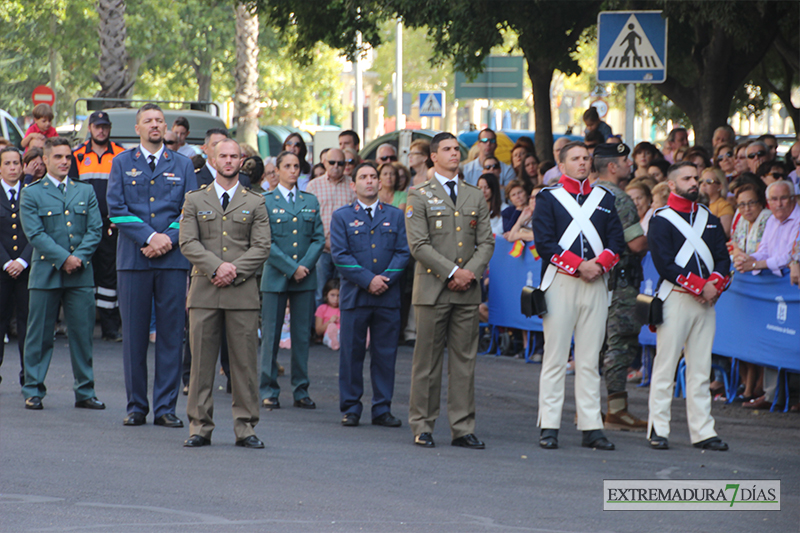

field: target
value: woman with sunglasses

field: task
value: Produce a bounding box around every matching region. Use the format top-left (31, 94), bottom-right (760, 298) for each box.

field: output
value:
top-left (282, 133), bottom-right (311, 191)
top-left (343, 148), bottom-right (360, 179)
top-left (377, 162), bottom-right (406, 211)
top-left (699, 168), bottom-right (733, 237)
top-left (713, 143), bottom-right (737, 181)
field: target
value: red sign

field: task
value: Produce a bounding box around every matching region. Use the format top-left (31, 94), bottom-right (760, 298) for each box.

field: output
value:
top-left (32, 85), bottom-right (56, 107)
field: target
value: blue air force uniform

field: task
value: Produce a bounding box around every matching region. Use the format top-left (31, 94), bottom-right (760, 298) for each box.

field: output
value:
top-left (107, 146), bottom-right (197, 419)
top-left (330, 200), bottom-right (410, 420)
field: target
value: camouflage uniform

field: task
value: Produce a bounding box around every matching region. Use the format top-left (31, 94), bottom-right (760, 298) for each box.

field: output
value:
top-left (596, 180), bottom-right (644, 395)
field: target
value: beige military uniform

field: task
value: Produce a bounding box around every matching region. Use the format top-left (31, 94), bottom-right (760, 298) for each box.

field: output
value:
top-left (179, 184), bottom-right (271, 441)
top-left (405, 175), bottom-right (494, 439)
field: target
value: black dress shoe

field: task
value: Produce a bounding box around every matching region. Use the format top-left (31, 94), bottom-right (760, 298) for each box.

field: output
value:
top-left (341, 413), bottom-right (360, 427)
top-left (182, 385), bottom-right (189, 396)
top-left (414, 432), bottom-right (435, 448)
top-left (372, 412), bottom-right (402, 427)
top-left (649, 429), bottom-right (669, 450)
top-left (451, 433), bottom-right (485, 449)
top-left (293, 397), bottom-right (316, 409)
top-left (582, 429), bottom-right (615, 450)
top-left (539, 429), bottom-right (558, 449)
top-left (102, 332), bottom-right (123, 342)
top-left (693, 436), bottom-right (729, 451)
top-left (75, 397), bottom-right (106, 410)
top-left (235, 435), bottom-right (265, 449)
top-left (184, 435), bottom-right (211, 447)
top-left (262, 398), bottom-right (280, 409)
top-left (123, 412), bottom-right (146, 426)
top-left (24, 396), bottom-right (43, 410)
top-left (154, 413), bottom-right (184, 428)
top-left (226, 379), bottom-right (232, 394)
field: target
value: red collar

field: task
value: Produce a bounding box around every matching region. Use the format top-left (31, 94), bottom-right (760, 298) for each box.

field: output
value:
top-left (558, 174), bottom-right (592, 195)
top-left (667, 192), bottom-right (698, 213)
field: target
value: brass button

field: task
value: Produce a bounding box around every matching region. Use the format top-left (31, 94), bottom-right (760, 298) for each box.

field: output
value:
top-left (66, 222), bottom-right (72, 227)
top-left (456, 227), bottom-right (461, 231)
top-left (69, 234), bottom-right (73, 239)
top-left (11, 213), bottom-right (16, 218)
top-left (65, 210), bottom-right (69, 215)
top-left (151, 180), bottom-right (155, 185)
top-left (427, 269), bottom-right (431, 273)
top-left (202, 215), bottom-right (207, 219)
top-left (354, 230), bottom-right (358, 235)
top-left (47, 211), bottom-right (52, 216)
top-left (151, 213), bottom-right (155, 218)
top-left (223, 247), bottom-right (227, 252)
top-left (11, 224), bottom-right (16, 229)
top-left (293, 242), bottom-right (298, 247)
top-left (292, 255), bottom-right (298, 260)
top-left (454, 211), bottom-right (459, 216)
top-left (70, 246), bottom-right (74, 251)
top-left (40, 255), bottom-right (45, 260)
top-left (370, 230), bottom-right (374, 234)
top-left (458, 242), bottom-right (463, 247)
top-left (373, 258), bottom-right (378, 263)
top-left (223, 216), bottom-right (227, 221)
top-left (13, 245), bottom-right (18, 251)
top-left (293, 217), bottom-right (297, 222)
top-left (132, 180), bottom-right (136, 185)
top-left (222, 231), bottom-right (227, 236)
top-left (276, 218), bottom-right (280, 223)
top-left (471, 211), bottom-right (475, 215)
top-left (458, 258), bottom-right (463, 263)
top-left (292, 229), bottom-right (297, 234)
top-left (371, 244), bottom-right (376, 248)
top-left (150, 197), bottom-right (154, 202)
top-left (12, 235), bottom-right (17, 240)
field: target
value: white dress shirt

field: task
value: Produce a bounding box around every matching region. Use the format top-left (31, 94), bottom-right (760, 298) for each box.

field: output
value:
top-left (277, 183), bottom-right (298, 204)
top-left (213, 180), bottom-right (238, 208)
top-left (2, 180), bottom-right (27, 270)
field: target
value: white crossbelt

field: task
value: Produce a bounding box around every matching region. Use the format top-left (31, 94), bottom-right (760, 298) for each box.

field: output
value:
top-left (655, 207), bottom-right (714, 300)
top-left (540, 186), bottom-right (606, 291)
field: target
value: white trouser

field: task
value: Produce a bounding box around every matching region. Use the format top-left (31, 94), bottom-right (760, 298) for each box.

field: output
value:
top-left (648, 290), bottom-right (717, 443)
top-left (538, 273), bottom-right (607, 430)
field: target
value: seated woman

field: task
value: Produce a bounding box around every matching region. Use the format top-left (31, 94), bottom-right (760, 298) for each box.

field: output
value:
top-left (713, 143), bottom-right (737, 182)
top-left (626, 180), bottom-right (653, 234)
top-left (477, 173), bottom-right (505, 236)
top-left (699, 167), bottom-right (734, 237)
top-left (506, 185), bottom-right (543, 243)
top-left (377, 162), bottom-right (406, 211)
top-left (501, 179), bottom-right (529, 234)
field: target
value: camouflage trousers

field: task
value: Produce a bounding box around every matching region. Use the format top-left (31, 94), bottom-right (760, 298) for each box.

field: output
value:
top-left (602, 284), bottom-right (642, 394)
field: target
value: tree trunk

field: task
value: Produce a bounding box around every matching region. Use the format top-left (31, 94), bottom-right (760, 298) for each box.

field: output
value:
top-left (94, 0), bottom-right (134, 102)
top-left (525, 58), bottom-right (555, 164)
top-left (234, 2), bottom-right (260, 151)
top-left (192, 59), bottom-right (213, 103)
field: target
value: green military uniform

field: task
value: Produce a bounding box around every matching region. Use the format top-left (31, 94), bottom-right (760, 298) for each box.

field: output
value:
top-left (596, 178), bottom-right (646, 424)
top-left (179, 183), bottom-right (271, 442)
top-left (259, 188), bottom-right (324, 403)
top-left (405, 176), bottom-right (495, 440)
top-left (19, 176), bottom-right (103, 401)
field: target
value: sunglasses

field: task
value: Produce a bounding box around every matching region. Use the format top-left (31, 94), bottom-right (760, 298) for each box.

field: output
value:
top-left (484, 164), bottom-right (500, 170)
top-left (703, 178), bottom-right (719, 185)
top-left (409, 151), bottom-right (426, 157)
top-left (478, 138), bottom-right (497, 144)
top-left (164, 140), bottom-right (175, 145)
top-left (768, 172), bottom-right (785, 180)
top-left (345, 158), bottom-right (356, 165)
top-left (285, 140), bottom-right (302, 147)
top-left (717, 152), bottom-right (733, 160)
top-left (736, 200), bottom-right (760, 209)
top-left (328, 160), bottom-right (345, 167)
top-left (746, 151), bottom-right (766, 159)
top-left (379, 155), bottom-right (398, 162)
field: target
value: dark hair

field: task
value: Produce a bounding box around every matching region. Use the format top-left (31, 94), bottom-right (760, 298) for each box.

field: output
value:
top-left (392, 162), bottom-right (411, 190)
top-left (275, 150), bottom-right (300, 169)
top-left (584, 129), bottom-right (605, 146)
top-left (478, 128), bottom-right (495, 138)
top-left (538, 160), bottom-right (556, 176)
top-left (666, 160), bottom-right (697, 178)
top-left (173, 116), bottom-right (190, 130)
top-left (734, 182), bottom-right (767, 207)
top-left (756, 160), bottom-right (784, 178)
top-left (32, 103), bottom-right (54, 120)
top-left (377, 162), bottom-right (398, 187)
top-left (190, 154), bottom-right (206, 171)
top-left (0, 146), bottom-right (22, 163)
top-left (633, 141), bottom-right (659, 159)
top-left (204, 127), bottom-right (229, 145)
top-left (559, 141), bottom-right (587, 163)
top-left (353, 161), bottom-right (378, 180)
top-left (311, 162), bottom-right (326, 178)
top-left (593, 153), bottom-right (625, 175)
top-left (757, 133), bottom-right (777, 143)
top-left (430, 132), bottom-right (457, 154)
top-left (339, 130), bottom-right (360, 147)
top-left (240, 155), bottom-right (264, 185)
top-left (667, 127), bottom-right (688, 142)
top-left (322, 278), bottom-right (340, 303)
top-left (516, 153), bottom-right (538, 192)
top-left (514, 136), bottom-right (535, 154)
top-left (23, 147), bottom-right (43, 165)
top-left (648, 158), bottom-right (670, 176)
top-left (685, 146), bottom-right (710, 167)
top-left (283, 133), bottom-right (311, 174)
top-left (583, 107), bottom-right (600, 123)
top-left (136, 103), bottom-right (163, 122)
top-left (477, 173), bottom-right (502, 217)
top-left (44, 136), bottom-right (71, 152)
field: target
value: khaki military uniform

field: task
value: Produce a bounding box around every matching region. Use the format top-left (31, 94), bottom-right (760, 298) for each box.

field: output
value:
top-left (179, 184), bottom-right (271, 441)
top-left (405, 176), bottom-right (494, 439)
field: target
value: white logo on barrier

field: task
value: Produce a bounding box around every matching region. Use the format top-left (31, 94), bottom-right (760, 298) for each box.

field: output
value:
top-left (775, 296), bottom-right (787, 324)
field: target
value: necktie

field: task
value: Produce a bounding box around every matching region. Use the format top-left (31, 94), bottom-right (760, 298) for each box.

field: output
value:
top-left (365, 206), bottom-right (373, 220)
top-left (221, 192), bottom-right (230, 210)
top-left (445, 180), bottom-right (457, 205)
top-left (148, 155), bottom-right (156, 172)
top-left (57, 182), bottom-right (65, 195)
top-left (9, 189), bottom-right (15, 203)
top-left (288, 191), bottom-right (294, 204)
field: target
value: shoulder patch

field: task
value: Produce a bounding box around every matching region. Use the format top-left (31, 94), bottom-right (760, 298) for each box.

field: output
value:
top-left (406, 205), bottom-right (414, 218)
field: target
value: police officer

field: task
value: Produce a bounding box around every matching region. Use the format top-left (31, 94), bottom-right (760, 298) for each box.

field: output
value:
top-left (107, 103), bottom-right (197, 428)
top-left (260, 151), bottom-right (324, 410)
top-left (0, 147), bottom-right (32, 386)
top-left (647, 162), bottom-right (731, 451)
top-left (19, 137), bottom-right (104, 410)
top-left (179, 138), bottom-right (271, 448)
top-left (406, 132), bottom-right (495, 450)
top-left (330, 162), bottom-right (410, 427)
top-left (531, 141), bottom-right (625, 451)
top-left (69, 111), bottom-right (125, 341)
top-left (592, 143), bottom-right (648, 431)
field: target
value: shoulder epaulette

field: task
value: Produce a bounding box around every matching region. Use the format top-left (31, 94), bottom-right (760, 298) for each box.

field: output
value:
top-left (593, 183), bottom-right (613, 195)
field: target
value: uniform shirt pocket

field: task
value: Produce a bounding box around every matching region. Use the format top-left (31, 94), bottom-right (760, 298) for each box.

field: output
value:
top-left (167, 177), bottom-right (185, 201)
top-left (379, 224), bottom-right (397, 247)
top-left (197, 210), bottom-right (218, 240)
top-left (347, 225), bottom-right (369, 251)
top-left (38, 206), bottom-right (62, 232)
top-left (232, 213), bottom-right (252, 240)
top-left (123, 177), bottom-right (147, 202)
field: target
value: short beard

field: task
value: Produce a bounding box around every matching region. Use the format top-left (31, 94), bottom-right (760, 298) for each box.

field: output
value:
top-left (90, 134), bottom-right (109, 146)
top-left (676, 185), bottom-right (699, 202)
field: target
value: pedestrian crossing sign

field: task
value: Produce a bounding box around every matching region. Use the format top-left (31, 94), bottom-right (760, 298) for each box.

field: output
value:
top-left (597, 11), bottom-right (667, 83)
top-left (419, 91), bottom-right (445, 117)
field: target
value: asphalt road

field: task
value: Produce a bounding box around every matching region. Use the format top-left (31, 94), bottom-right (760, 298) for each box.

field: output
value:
top-left (1, 334), bottom-right (798, 532)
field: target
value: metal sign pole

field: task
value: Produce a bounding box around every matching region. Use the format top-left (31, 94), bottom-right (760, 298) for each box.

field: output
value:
top-left (626, 83), bottom-right (635, 146)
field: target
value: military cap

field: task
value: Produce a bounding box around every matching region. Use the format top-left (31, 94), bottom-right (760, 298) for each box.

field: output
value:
top-left (593, 142), bottom-right (630, 159)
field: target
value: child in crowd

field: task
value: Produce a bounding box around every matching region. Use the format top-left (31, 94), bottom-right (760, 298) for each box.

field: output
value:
top-left (315, 279), bottom-right (341, 350)
top-left (21, 104), bottom-right (58, 150)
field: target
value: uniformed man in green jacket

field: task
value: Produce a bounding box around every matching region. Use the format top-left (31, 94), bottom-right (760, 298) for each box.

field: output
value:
top-left (19, 137), bottom-right (104, 410)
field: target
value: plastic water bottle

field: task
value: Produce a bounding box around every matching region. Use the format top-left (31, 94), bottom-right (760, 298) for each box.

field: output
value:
top-left (526, 271), bottom-right (533, 287)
